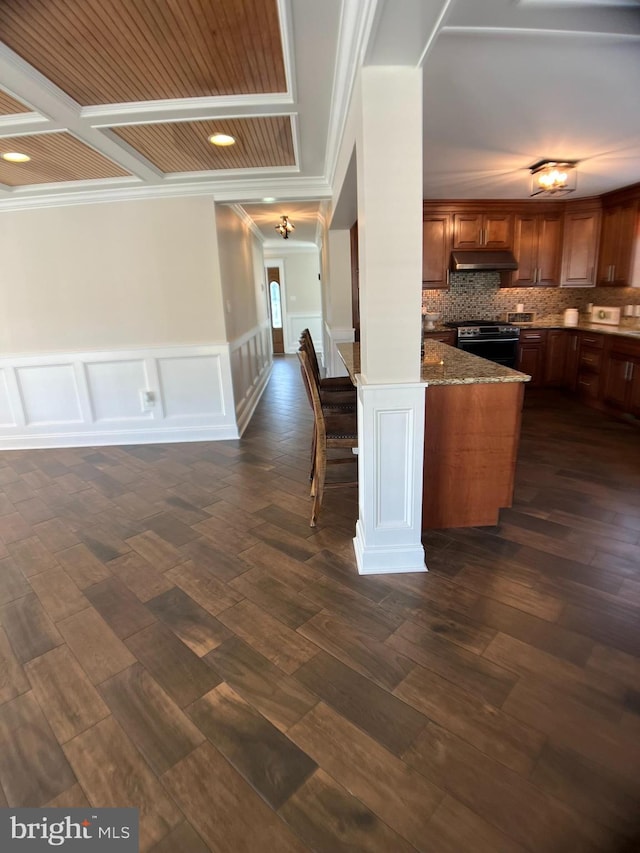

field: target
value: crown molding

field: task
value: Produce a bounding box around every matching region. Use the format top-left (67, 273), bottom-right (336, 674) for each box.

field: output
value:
top-left (228, 203), bottom-right (265, 243)
top-left (263, 239), bottom-right (319, 253)
top-left (82, 95), bottom-right (296, 126)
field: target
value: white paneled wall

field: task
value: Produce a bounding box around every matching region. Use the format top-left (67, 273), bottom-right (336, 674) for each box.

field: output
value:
top-left (0, 344), bottom-right (240, 448)
top-left (286, 312), bottom-right (323, 357)
top-left (323, 323), bottom-right (355, 377)
top-left (229, 323), bottom-right (273, 435)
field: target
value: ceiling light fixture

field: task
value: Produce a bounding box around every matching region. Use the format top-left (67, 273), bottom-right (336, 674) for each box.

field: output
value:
top-left (275, 215), bottom-right (295, 239)
top-left (208, 133), bottom-right (236, 147)
top-left (529, 159), bottom-right (577, 197)
top-left (2, 151), bottom-right (31, 163)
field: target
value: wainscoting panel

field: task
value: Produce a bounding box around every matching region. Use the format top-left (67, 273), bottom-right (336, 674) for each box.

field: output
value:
top-left (286, 312), bottom-right (322, 355)
top-left (324, 323), bottom-right (355, 376)
top-left (230, 323), bottom-right (272, 436)
top-left (0, 344), bottom-right (239, 449)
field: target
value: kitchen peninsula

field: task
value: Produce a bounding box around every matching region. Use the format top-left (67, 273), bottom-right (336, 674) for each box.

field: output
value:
top-left (337, 342), bottom-right (530, 530)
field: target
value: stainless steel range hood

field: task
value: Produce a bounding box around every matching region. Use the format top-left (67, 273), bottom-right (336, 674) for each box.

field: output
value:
top-left (450, 250), bottom-right (518, 272)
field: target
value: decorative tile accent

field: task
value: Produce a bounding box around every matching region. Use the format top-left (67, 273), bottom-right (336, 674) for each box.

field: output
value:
top-left (422, 274), bottom-right (640, 322)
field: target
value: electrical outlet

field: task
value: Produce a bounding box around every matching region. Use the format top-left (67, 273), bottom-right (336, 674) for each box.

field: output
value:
top-left (140, 390), bottom-right (156, 412)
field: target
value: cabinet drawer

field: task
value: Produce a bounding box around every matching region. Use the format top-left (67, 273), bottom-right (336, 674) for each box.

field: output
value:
top-left (576, 371), bottom-right (601, 400)
top-left (519, 329), bottom-right (547, 343)
top-left (580, 334), bottom-right (604, 349)
top-left (579, 348), bottom-right (602, 372)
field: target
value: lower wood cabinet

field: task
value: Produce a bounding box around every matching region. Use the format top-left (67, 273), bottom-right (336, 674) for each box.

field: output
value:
top-left (576, 332), bottom-right (604, 403)
top-left (423, 330), bottom-right (456, 345)
top-left (602, 338), bottom-right (640, 417)
top-left (517, 328), bottom-right (547, 386)
top-left (544, 330), bottom-right (568, 386)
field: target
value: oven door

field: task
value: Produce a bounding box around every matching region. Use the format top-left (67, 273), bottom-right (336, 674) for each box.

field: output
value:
top-left (457, 337), bottom-right (518, 368)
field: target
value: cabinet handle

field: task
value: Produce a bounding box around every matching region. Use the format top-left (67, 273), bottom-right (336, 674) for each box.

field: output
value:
top-left (572, 336), bottom-right (578, 351)
top-left (611, 264), bottom-right (616, 282)
top-left (446, 269), bottom-right (450, 285)
top-left (578, 379), bottom-right (591, 387)
top-left (588, 267), bottom-right (593, 284)
top-left (629, 362), bottom-right (635, 381)
top-left (526, 334), bottom-right (542, 340)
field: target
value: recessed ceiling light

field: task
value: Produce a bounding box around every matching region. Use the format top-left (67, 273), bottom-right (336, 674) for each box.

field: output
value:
top-left (262, 197), bottom-right (276, 202)
top-left (208, 133), bottom-right (236, 147)
top-left (2, 151), bottom-right (31, 163)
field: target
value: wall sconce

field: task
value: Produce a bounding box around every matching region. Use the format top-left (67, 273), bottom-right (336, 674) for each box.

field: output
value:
top-left (275, 215), bottom-right (295, 239)
top-left (529, 159), bottom-right (577, 197)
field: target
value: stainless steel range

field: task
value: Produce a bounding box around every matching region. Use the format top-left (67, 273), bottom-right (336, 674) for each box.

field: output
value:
top-left (444, 320), bottom-right (520, 367)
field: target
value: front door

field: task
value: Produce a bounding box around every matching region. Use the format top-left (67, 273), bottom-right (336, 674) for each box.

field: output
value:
top-left (267, 266), bottom-right (285, 354)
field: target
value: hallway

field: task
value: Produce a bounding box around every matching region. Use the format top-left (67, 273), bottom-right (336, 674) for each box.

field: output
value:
top-left (0, 355), bottom-right (638, 851)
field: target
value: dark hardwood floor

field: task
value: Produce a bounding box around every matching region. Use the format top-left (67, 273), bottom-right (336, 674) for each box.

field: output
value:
top-left (0, 356), bottom-right (638, 852)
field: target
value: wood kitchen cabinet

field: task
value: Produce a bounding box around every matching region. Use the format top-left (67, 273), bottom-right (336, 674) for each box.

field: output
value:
top-left (576, 332), bottom-right (604, 403)
top-left (423, 329), bottom-right (456, 345)
top-left (511, 212), bottom-right (562, 287)
top-left (564, 329), bottom-right (580, 390)
top-left (517, 328), bottom-right (547, 386)
top-left (597, 199), bottom-right (638, 286)
top-left (544, 330), bottom-right (568, 386)
top-left (452, 211), bottom-right (513, 250)
top-left (602, 337), bottom-right (640, 417)
top-left (423, 213), bottom-right (451, 288)
top-left (561, 203), bottom-right (601, 287)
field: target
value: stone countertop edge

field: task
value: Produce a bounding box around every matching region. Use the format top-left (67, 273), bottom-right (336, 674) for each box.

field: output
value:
top-left (422, 341), bottom-right (530, 385)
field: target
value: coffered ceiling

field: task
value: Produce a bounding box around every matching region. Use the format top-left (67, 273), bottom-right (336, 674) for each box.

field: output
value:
top-left (0, 0), bottom-right (639, 247)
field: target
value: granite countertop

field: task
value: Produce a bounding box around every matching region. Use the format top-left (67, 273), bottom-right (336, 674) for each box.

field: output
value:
top-left (515, 315), bottom-right (640, 339)
top-left (336, 342), bottom-right (530, 386)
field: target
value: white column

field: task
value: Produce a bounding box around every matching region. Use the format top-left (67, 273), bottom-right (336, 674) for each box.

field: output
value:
top-left (353, 66), bottom-right (426, 574)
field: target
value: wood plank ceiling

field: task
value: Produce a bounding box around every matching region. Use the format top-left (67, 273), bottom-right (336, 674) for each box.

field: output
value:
top-left (0, 0), bottom-right (292, 187)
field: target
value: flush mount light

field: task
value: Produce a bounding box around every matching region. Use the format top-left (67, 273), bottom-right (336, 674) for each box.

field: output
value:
top-left (275, 215), bottom-right (295, 239)
top-left (208, 133), bottom-right (236, 147)
top-left (529, 159), bottom-right (577, 197)
top-left (2, 151), bottom-right (31, 162)
top-left (262, 197), bottom-right (276, 203)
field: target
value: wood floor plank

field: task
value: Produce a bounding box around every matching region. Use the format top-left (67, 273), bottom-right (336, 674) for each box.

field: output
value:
top-left (387, 619), bottom-right (517, 707)
top-left (107, 551), bottom-right (174, 602)
top-left (144, 511), bottom-right (200, 547)
top-left (84, 576), bottom-right (156, 639)
top-left (0, 691), bottom-right (76, 806)
top-left (64, 716), bottom-right (182, 851)
top-left (124, 621), bottom-right (221, 708)
top-left (288, 701), bottom-right (443, 850)
top-left (6, 535), bottom-right (59, 576)
top-left (179, 537), bottom-right (250, 582)
top-left (0, 511), bottom-right (32, 545)
top-left (25, 644), bottom-right (110, 743)
top-left (297, 612), bottom-right (415, 691)
top-left (55, 543), bottom-right (111, 589)
top-left (57, 608), bottom-right (136, 684)
top-left (1, 592), bottom-right (62, 663)
top-left (217, 598), bottom-right (317, 674)
top-left (394, 664), bottom-right (544, 775)
top-left (305, 548), bottom-right (392, 603)
top-left (405, 721), bottom-right (616, 853)
top-left (165, 559), bottom-right (243, 616)
top-left (424, 795), bottom-right (528, 853)
top-left (188, 682), bottom-right (316, 809)
top-left (149, 821), bottom-right (210, 853)
top-left (162, 742), bottom-right (307, 853)
top-left (100, 663), bottom-right (204, 774)
top-left (126, 530), bottom-right (184, 572)
top-left (28, 566), bottom-right (89, 622)
top-left (279, 767), bottom-right (415, 853)
top-left (0, 556), bottom-right (30, 606)
top-left (294, 651), bottom-right (427, 756)
top-left (46, 783), bottom-right (91, 809)
top-left (205, 636), bottom-right (318, 732)
top-left (230, 568), bottom-right (321, 629)
top-left (146, 587), bottom-right (231, 656)
top-left (0, 625), bottom-right (29, 704)
top-left (32, 518), bottom-right (79, 552)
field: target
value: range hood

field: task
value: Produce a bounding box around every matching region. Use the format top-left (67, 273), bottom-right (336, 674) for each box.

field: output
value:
top-left (450, 250), bottom-right (518, 272)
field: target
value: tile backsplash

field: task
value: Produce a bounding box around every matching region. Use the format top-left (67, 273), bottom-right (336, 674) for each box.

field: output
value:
top-left (422, 273), bottom-right (640, 322)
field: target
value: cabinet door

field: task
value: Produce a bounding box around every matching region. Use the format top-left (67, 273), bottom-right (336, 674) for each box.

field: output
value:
top-left (453, 213), bottom-right (482, 249)
top-left (483, 213), bottom-right (513, 249)
top-left (536, 215), bottom-right (563, 286)
top-left (511, 215), bottom-right (537, 286)
top-left (422, 214), bottom-right (451, 288)
top-left (612, 202), bottom-right (638, 285)
top-left (564, 331), bottom-right (580, 390)
top-left (544, 330), bottom-right (567, 386)
top-left (602, 351), bottom-right (630, 410)
top-left (517, 343), bottom-right (545, 386)
top-left (597, 207), bottom-right (619, 285)
top-left (628, 359), bottom-right (640, 418)
top-left (561, 208), bottom-right (600, 287)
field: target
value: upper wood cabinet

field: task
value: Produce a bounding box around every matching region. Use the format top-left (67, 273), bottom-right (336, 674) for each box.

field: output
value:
top-left (560, 204), bottom-right (601, 287)
top-left (511, 212), bottom-right (562, 287)
top-left (452, 212), bottom-right (513, 250)
top-left (422, 213), bottom-right (451, 289)
top-left (597, 199), bottom-right (638, 286)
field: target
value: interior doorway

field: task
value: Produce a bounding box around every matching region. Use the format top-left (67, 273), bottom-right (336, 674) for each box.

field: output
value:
top-left (266, 266), bottom-right (285, 354)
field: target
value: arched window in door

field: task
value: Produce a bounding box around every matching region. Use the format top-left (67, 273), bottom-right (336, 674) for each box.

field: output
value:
top-left (269, 280), bottom-right (283, 328)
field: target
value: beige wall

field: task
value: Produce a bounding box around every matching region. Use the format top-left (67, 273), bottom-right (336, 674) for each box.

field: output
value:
top-left (215, 204), bottom-right (265, 341)
top-left (326, 229), bottom-right (353, 328)
top-left (0, 196), bottom-right (226, 355)
top-left (263, 250), bottom-right (322, 314)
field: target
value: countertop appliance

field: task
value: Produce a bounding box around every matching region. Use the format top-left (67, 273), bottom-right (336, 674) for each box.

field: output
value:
top-left (590, 305), bottom-right (621, 326)
top-left (444, 320), bottom-right (520, 367)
